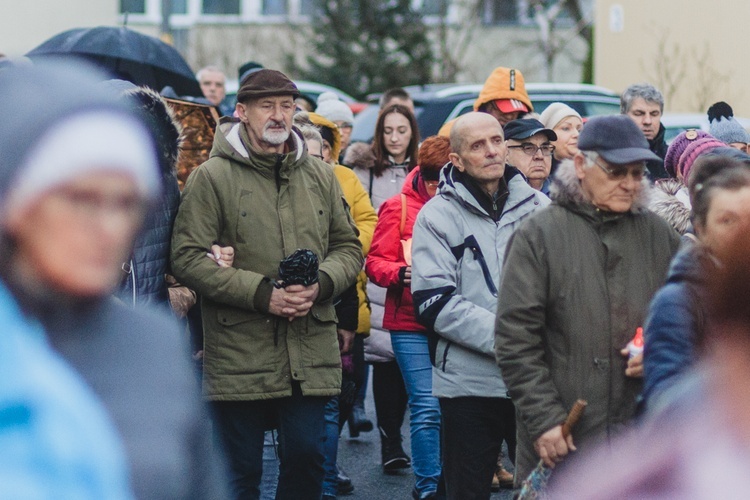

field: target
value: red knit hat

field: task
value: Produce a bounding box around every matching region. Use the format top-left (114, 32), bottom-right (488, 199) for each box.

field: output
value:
top-left (677, 137), bottom-right (726, 183)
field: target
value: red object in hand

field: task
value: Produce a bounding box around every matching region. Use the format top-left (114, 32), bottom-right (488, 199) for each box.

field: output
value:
top-left (627, 327), bottom-right (644, 359)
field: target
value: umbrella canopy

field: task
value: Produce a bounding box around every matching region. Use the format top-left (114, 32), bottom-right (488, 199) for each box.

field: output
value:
top-left (26, 26), bottom-right (201, 97)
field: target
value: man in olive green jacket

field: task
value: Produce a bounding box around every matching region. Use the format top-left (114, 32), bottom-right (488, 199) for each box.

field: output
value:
top-left (495, 115), bottom-right (680, 487)
top-left (171, 69), bottom-right (362, 500)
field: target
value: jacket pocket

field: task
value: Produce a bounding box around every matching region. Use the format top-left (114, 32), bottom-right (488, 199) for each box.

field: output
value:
top-left (210, 307), bottom-right (276, 374)
top-left (437, 339), bottom-right (452, 373)
top-left (303, 303), bottom-right (341, 368)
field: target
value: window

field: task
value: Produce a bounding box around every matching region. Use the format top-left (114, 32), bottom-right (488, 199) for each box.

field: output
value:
top-left (421, 0), bottom-right (447, 16)
top-left (482, 0), bottom-right (519, 25)
top-left (202, 0), bottom-right (241, 15)
top-left (120, 0), bottom-right (146, 14)
top-left (170, 0), bottom-right (188, 14)
top-left (299, 0), bottom-right (318, 16)
top-left (262, 0), bottom-right (288, 15)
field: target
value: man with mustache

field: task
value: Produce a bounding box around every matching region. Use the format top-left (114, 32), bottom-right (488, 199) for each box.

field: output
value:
top-left (495, 115), bottom-right (680, 486)
top-left (171, 69), bottom-right (363, 500)
top-left (411, 112), bottom-right (549, 499)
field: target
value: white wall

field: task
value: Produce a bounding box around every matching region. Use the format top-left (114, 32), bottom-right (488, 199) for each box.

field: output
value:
top-left (0, 1), bottom-right (118, 57)
top-left (595, 0), bottom-right (750, 114)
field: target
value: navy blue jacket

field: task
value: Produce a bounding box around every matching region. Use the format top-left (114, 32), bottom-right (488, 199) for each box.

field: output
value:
top-left (116, 87), bottom-right (182, 309)
top-left (642, 238), bottom-right (707, 410)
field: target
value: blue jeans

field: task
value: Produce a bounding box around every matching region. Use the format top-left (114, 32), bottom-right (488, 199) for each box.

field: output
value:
top-left (391, 331), bottom-right (441, 496)
top-left (212, 382), bottom-right (328, 500)
top-left (321, 396), bottom-right (340, 496)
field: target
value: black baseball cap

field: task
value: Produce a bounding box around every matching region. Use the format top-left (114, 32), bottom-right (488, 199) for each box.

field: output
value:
top-left (578, 114), bottom-right (662, 165)
top-left (503, 118), bottom-right (557, 142)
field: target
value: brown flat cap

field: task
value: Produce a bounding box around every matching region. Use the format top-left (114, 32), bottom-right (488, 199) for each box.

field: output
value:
top-left (236, 69), bottom-right (300, 103)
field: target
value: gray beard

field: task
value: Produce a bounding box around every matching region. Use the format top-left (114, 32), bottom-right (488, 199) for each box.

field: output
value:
top-left (263, 128), bottom-right (290, 145)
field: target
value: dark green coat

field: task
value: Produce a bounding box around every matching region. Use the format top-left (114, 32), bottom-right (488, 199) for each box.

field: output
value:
top-left (495, 160), bottom-right (680, 483)
top-left (171, 119), bottom-right (362, 400)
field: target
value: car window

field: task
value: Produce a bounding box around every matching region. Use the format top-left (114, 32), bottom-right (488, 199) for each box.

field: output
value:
top-left (351, 105), bottom-right (379, 144)
top-left (445, 99), bottom-right (476, 122)
top-left (581, 101), bottom-right (620, 117)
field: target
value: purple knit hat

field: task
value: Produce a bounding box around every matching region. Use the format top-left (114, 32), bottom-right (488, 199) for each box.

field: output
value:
top-left (677, 137), bottom-right (726, 183)
top-left (664, 129), bottom-right (711, 178)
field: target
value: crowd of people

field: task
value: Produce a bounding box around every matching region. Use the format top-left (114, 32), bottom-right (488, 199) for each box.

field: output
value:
top-left (2, 53), bottom-right (750, 500)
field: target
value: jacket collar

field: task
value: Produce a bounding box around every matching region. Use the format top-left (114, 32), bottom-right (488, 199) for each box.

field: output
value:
top-left (440, 163), bottom-right (542, 224)
top-left (648, 123), bottom-right (667, 152)
top-left (550, 158), bottom-right (652, 220)
top-left (214, 118), bottom-right (305, 172)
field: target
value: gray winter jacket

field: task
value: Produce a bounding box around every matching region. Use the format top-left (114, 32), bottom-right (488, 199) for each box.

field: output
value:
top-left (411, 164), bottom-right (549, 398)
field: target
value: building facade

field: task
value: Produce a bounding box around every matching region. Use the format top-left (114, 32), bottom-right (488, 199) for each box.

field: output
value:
top-left (2, 1), bottom-right (589, 92)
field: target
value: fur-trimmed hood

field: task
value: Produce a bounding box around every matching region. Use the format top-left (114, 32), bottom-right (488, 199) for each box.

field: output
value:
top-left (550, 158), bottom-right (652, 216)
top-left (343, 141), bottom-right (375, 170)
top-left (124, 86), bottom-right (184, 176)
top-left (648, 178), bottom-right (693, 235)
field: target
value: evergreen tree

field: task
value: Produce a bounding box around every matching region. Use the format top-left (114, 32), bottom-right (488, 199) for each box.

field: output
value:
top-left (302, 0), bottom-right (434, 99)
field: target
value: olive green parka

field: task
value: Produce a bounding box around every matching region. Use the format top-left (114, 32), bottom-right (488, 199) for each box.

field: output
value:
top-left (171, 118), bottom-right (363, 400)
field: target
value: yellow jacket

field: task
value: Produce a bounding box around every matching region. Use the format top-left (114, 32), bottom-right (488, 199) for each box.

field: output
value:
top-left (334, 165), bottom-right (377, 335)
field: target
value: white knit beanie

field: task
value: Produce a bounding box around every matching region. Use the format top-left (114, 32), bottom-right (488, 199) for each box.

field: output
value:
top-left (539, 102), bottom-right (582, 130)
top-left (315, 92), bottom-right (354, 124)
top-left (3, 111), bottom-right (160, 217)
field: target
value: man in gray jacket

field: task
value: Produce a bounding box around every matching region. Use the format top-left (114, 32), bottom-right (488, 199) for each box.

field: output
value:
top-left (411, 112), bottom-right (549, 499)
top-left (495, 115), bottom-right (680, 486)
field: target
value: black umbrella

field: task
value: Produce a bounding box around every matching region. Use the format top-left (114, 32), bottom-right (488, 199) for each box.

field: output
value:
top-left (26, 26), bottom-right (201, 97)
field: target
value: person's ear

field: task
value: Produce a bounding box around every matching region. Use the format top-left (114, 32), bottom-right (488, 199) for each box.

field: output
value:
top-left (449, 152), bottom-right (464, 172)
top-left (236, 102), bottom-right (248, 124)
top-left (574, 153), bottom-right (587, 180)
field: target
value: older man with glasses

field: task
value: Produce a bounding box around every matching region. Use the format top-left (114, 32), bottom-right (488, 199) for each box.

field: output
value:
top-left (495, 114), bottom-right (681, 487)
top-left (504, 118), bottom-right (557, 195)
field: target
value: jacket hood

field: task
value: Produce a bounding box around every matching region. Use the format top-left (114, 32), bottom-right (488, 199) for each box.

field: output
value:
top-left (124, 86), bottom-right (184, 176)
top-left (473, 67), bottom-right (533, 112)
top-left (550, 158), bottom-right (652, 215)
top-left (666, 237), bottom-right (706, 286)
top-left (308, 112), bottom-right (342, 162)
top-left (649, 178), bottom-right (692, 235)
top-left (402, 166), bottom-right (432, 204)
top-left (343, 141), bottom-right (376, 170)
top-left (211, 117), bottom-right (305, 169)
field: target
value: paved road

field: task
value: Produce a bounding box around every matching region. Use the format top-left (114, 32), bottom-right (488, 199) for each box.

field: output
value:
top-left (334, 376), bottom-right (517, 500)
top-left (258, 375), bottom-right (517, 499)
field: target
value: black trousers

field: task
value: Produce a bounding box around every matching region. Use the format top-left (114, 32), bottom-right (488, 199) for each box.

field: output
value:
top-left (212, 383), bottom-right (328, 500)
top-left (372, 359), bottom-right (408, 437)
top-left (439, 397), bottom-right (516, 500)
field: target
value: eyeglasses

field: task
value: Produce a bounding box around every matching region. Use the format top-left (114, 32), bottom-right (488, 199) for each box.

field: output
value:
top-left (507, 143), bottom-right (555, 156)
top-left (593, 157), bottom-right (646, 181)
top-left (310, 154), bottom-right (324, 160)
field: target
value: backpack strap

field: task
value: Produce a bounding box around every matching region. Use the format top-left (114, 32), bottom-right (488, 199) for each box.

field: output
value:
top-left (400, 193), bottom-right (407, 237)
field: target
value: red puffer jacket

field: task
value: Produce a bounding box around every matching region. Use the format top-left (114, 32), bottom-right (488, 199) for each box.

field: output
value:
top-left (365, 168), bottom-right (430, 333)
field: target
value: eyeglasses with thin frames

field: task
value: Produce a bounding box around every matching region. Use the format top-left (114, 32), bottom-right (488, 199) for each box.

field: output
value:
top-left (507, 143), bottom-right (555, 157)
top-left (592, 157), bottom-right (646, 181)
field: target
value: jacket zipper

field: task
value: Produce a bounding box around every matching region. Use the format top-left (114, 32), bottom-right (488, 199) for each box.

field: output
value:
top-left (274, 154), bottom-right (282, 192)
top-left (468, 245), bottom-right (498, 297)
top-left (129, 258), bottom-right (136, 306)
top-left (442, 341), bottom-right (451, 372)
